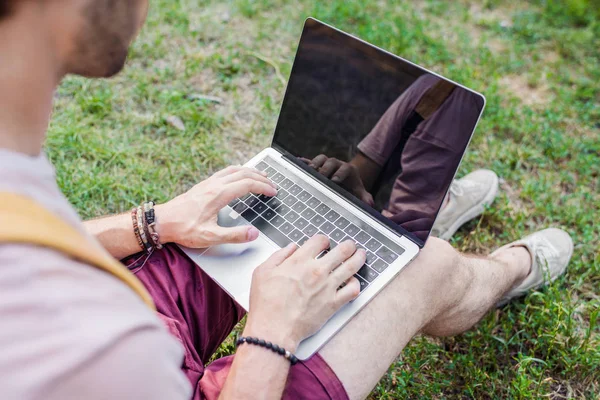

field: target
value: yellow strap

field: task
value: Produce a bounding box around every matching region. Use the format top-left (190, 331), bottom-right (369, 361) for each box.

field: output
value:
top-left (0, 192), bottom-right (155, 310)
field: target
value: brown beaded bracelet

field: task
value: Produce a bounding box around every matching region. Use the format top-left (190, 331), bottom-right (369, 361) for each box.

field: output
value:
top-left (236, 336), bottom-right (299, 365)
top-left (131, 207), bottom-right (145, 251)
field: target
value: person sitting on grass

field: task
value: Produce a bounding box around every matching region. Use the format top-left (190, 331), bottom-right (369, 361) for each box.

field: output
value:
top-left (0, 1), bottom-right (574, 399)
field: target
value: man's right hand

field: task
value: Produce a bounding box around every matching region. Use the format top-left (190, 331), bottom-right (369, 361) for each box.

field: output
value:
top-left (243, 235), bottom-right (366, 352)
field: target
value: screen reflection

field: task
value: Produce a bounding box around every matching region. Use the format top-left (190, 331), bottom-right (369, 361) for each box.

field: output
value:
top-left (273, 19), bottom-right (485, 242)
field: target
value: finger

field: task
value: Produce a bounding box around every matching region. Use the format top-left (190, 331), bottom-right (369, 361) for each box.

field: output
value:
top-left (290, 234), bottom-right (331, 260)
top-left (223, 179), bottom-right (277, 202)
top-left (299, 157), bottom-right (312, 165)
top-left (329, 247), bottom-right (366, 286)
top-left (221, 168), bottom-right (274, 187)
top-left (212, 165), bottom-right (244, 179)
top-left (362, 192), bottom-right (374, 207)
top-left (320, 240), bottom-right (358, 272)
top-left (210, 225), bottom-right (261, 245)
top-left (319, 158), bottom-right (342, 178)
top-left (334, 277), bottom-right (361, 307)
top-left (265, 242), bottom-right (298, 267)
top-left (311, 154), bottom-right (328, 169)
top-left (330, 163), bottom-right (353, 183)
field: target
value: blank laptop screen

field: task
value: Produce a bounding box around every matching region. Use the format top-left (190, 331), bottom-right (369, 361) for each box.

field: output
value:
top-left (272, 18), bottom-right (485, 245)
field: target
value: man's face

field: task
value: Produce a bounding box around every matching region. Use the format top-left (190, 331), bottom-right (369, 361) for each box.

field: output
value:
top-left (64, 0), bottom-right (149, 77)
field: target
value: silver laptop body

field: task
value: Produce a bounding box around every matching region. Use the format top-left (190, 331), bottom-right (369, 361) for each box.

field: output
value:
top-left (180, 18), bottom-right (485, 360)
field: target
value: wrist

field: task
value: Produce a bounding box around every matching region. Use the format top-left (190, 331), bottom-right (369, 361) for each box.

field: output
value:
top-left (243, 317), bottom-right (300, 354)
top-left (154, 203), bottom-right (178, 244)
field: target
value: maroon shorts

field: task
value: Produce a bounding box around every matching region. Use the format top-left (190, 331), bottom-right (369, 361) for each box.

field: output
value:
top-left (123, 244), bottom-right (348, 400)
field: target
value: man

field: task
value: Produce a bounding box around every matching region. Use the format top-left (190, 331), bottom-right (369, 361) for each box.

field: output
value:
top-left (0, 1), bottom-right (573, 399)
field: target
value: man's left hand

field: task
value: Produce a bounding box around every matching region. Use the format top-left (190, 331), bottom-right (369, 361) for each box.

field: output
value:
top-left (155, 166), bottom-right (277, 248)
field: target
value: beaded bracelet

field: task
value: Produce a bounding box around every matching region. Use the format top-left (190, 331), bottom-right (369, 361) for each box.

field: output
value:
top-left (131, 207), bottom-right (145, 251)
top-left (236, 336), bottom-right (299, 365)
top-left (143, 201), bottom-right (163, 249)
top-left (136, 205), bottom-right (153, 253)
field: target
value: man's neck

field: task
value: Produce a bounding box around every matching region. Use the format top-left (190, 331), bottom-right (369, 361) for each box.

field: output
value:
top-left (0, 8), bottom-right (61, 156)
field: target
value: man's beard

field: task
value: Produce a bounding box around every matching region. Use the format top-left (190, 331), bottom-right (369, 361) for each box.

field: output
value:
top-left (68, 0), bottom-right (138, 78)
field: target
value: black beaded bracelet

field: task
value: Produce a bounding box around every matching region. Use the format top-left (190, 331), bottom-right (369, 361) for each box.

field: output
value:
top-left (236, 336), bottom-right (299, 365)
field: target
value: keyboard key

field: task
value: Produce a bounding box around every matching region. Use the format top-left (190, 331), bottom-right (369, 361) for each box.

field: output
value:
top-left (240, 193), bottom-right (251, 201)
top-left (320, 221), bottom-right (335, 234)
top-left (365, 251), bottom-right (377, 266)
top-left (270, 215), bottom-right (285, 227)
top-left (354, 274), bottom-right (369, 291)
top-left (275, 204), bottom-right (291, 216)
top-left (262, 208), bottom-right (277, 221)
top-left (306, 197), bottom-right (321, 209)
top-left (228, 198), bottom-right (240, 208)
top-left (292, 202), bottom-right (307, 213)
top-left (245, 196), bottom-right (259, 207)
top-left (357, 265), bottom-right (378, 282)
top-left (340, 236), bottom-right (354, 244)
top-left (251, 217), bottom-right (291, 248)
top-left (258, 194), bottom-right (273, 203)
top-left (280, 179), bottom-right (294, 190)
top-left (311, 214), bottom-right (326, 227)
top-left (280, 222), bottom-right (294, 235)
top-left (376, 246), bottom-right (400, 264)
top-left (330, 229), bottom-right (345, 242)
top-left (334, 217), bottom-right (350, 229)
top-left (289, 229), bottom-right (304, 242)
top-left (300, 208), bottom-right (316, 220)
top-left (324, 210), bottom-right (340, 222)
top-left (255, 161), bottom-right (268, 171)
top-left (315, 203), bottom-right (330, 215)
top-left (355, 231), bottom-right (371, 244)
top-left (283, 196), bottom-right (297, 207)
top-left (344, 223), bottom-right (360, 237)
top-left (316, 250), bottom-right (329, 259)
top-left (297, 236), bottom-right (309, 246)
top-left (365, 238), bottom-right (382, 252)
top-left (233, 202), bottom-right (248, 214)
top-left (289, 184), bottom-right (302, 196)
top-left (302, 224), bottom-right (318, 237)
top-left (371, 259), bottom-right (389, 273)
top-left (267, 197), bottom-right (282, 209)
top-left (276, 189), bottom-right (289, 200)
top-left (241, 208), bottom-right (258, 222)
top-left (284, 211), bottom-right (300, 223)
top-left (272, 172), bottom-right (285, 183)
top-left (265, 167), bottom-right (276, 177)
top-left (252, 202), bottom-right (268, 214)
top-left (297, 191), bottom-right (311, 202)
top-left (294, 217), bottom-right (309, 230)
top-left (329, 238), bottom-right (338, 249)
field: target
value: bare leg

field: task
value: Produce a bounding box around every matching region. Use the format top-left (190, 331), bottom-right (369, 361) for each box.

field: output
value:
top-left (319, 237), bottom-right (530, 400)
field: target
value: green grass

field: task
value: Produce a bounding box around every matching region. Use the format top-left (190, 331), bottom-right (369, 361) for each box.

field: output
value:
top-left (46, 0), bottom-right (599, 398)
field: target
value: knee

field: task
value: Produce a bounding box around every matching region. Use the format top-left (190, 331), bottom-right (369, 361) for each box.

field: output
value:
top-left (420, 237), bottom-right (473, 305)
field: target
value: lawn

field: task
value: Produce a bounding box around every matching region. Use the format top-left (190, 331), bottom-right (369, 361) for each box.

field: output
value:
top-left (47, 0), bottom-right (599, 398)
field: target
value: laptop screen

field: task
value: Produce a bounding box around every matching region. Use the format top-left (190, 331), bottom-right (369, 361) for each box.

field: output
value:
top-left (272, 18), bottom-right (485, 246)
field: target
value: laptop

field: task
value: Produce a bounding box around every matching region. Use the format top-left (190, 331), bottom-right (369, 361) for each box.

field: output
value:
top-left (180, 18), bottom-right (485, 360)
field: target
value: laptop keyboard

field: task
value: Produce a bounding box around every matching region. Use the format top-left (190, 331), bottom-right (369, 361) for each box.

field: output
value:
top-left (228, 156), bottom-right (405, 294)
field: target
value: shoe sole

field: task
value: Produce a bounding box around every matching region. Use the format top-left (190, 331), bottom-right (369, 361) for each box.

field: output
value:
top-left (438, 174), bottom-right (499, 241)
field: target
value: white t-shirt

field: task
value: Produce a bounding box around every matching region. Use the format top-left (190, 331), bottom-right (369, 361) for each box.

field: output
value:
top-left (0, 149), bottom-right (191, 400)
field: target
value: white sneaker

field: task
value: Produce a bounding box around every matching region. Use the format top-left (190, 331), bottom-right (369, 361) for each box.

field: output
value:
top-left (431, 169), bottom-right (499, 240)
top-left (494, 228), bottom-right (574, 307)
